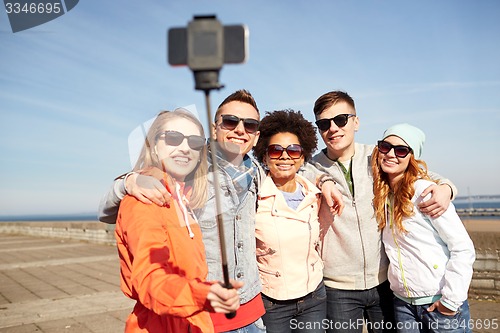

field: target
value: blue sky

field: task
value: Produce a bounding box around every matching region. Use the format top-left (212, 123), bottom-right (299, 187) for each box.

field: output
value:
top-left (1, 0), bottom-right (499, 216)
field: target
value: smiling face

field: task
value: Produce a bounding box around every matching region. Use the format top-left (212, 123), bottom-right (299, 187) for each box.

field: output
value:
top-left (264, 132), bottom-right (304, 187)
top-left (213, 101), bottom-right (260, 161)
top-left (155, 117), bottom-right (203, 181)
top-left (316, 101), bottom-right (359, 161)
top-left (378, 135), bottom-right (411, 186)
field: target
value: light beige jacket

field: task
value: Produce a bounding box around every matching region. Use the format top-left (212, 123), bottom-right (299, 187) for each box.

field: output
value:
top-left (255, 174), bottom-right (323, 300)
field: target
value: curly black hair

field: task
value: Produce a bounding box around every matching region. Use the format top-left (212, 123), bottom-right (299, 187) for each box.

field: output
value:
top-left (253, 109), bottom-right (317, 164)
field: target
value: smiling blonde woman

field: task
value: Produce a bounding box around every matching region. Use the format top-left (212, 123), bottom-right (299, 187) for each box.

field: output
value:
top-left (115, 109), bottom-right (242, 333)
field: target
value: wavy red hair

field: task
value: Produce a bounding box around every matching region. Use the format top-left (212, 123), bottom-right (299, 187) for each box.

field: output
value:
top-left (371, 147), bottom-right (433, 233)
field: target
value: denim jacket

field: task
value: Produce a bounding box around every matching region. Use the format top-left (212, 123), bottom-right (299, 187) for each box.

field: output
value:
top-left (194, 155), bottom-right (263, 304)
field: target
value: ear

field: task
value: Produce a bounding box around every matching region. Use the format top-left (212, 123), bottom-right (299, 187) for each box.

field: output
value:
top-left (262, 157), bottom-right (269, 171)
top-left (154, 145), bottom-right (159, 156)
top-left (353, 116), bottom-right (360, 132)
top-left (252, 131), bottom-right (261, 147)
top-left (211, 122), bottom-right (217, 140)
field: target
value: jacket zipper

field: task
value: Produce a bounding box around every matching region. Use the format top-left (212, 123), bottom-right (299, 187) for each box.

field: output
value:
top-left (388, 197), bottom-right (411, 297)
top-left (259, 267), bottom-right (281, 277)
top-left (306, 211), bottom-right (312, 292)
top-left (257, 248), bottom-right (276, 257)
top-left (335, 162), bottom-right (368, 288)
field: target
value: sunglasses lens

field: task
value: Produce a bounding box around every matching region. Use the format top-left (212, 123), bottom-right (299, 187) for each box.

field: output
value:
top-left (333, 114), bottom-right (349, 127)
top-left (187, 136), bottom-right (206, 151)
top-left (221, 115), bottom-right (259, 133)
top-left (267, 144), bottom-right (284, 159)
top-left (163, 131), bottom-right (205, 151)
top-left (243, 119), bottom-right (259, 133)
top-left (377, 141), bottom-right (392, 154)
top-left (377, 141), bottom-right (411, 157)
top-left (267, 144), bottom-right (303, 159)
top-left (394, 146), bottom-right (411, 158)
top-left (286, 144), bottom-right (303, 159)
top-left (315, 119), bottom-right (331, 131)
top-left (221, 115), bottom-right (240, 130)
top-left (315, 114), bottom-right (353, 131)
top-left (164, 131), bottom-right (184, 146)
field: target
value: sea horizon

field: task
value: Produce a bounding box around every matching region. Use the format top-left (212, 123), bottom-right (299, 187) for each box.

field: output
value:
top-left (0, 213), bottom-right (98, 222)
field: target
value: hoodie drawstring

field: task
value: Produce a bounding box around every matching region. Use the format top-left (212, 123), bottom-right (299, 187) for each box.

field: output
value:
top-left (175, 182), bottom-right (195, 239)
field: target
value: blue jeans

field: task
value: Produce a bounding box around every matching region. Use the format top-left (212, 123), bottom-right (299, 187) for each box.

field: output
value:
top-left (393, 297), bottom-right (472, 333)
top-left (325, 280), bottom-right (395, 333)
top-left (262, 281), bottom-right (327, 333)
top-left (223, 318), bottom-right (267, 333)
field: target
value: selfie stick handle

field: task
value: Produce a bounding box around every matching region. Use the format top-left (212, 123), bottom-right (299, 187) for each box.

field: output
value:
top-left (203, 90), bottom-right (237, 319)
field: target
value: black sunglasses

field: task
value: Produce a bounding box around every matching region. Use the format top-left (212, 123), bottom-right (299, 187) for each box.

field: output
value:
top-left (315, 114), bottom-right (356, 132)
top-left (267, 144), bottom-right (303, 159)
top-left (157, 131), bottom-right (205, 151)
top-left (377, 140), bottom-right (412, 158)
top-left (219, 114), bottom-right (260, 134)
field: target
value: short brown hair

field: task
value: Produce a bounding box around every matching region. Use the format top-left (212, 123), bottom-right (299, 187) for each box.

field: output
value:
top-left (313, 91), bottom-right (355, 118)
top-left (214, 89), bottom-right (259, 121)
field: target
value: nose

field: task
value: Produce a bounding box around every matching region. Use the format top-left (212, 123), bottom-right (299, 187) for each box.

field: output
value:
top-left (328, 119), bottom-right (339, 132)
top-left (386, 147), bottom-right (396, 157)
top-left (177, 138), bottom-right (191, 152)
top-left (280, 150), bottom-right (292, 159)
top-left (233, 119), bottom-right (246, 134)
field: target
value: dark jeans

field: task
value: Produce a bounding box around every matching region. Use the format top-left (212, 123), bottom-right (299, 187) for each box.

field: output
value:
top-left (262, 281), bottom-right (327, 333)
top-left (325, 280), bottom-right (395, 333)
top-left (223, 318), bottom-right (267, 333)
top-left (393, 297), bottom-right (472, 333)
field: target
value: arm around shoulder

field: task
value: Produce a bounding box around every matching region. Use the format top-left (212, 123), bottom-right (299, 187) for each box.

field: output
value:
top-left (428, 170), bottom-right (458, 200)
top-left (419, 171), bottom-right (458, 218)
top-left (97, 174), bottom-right (129, 224)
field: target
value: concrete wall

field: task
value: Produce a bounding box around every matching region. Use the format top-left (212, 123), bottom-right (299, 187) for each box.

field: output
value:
top-left (468, 232), bottom-right (500, 300)
top-left (0, 221), bottom-right (116, 246)
top-left (0, 221), bottom-right (498, 299)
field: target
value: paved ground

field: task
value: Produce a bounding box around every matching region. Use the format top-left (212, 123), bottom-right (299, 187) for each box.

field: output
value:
top-left (0, 233), bottom-right (499, 332)
top-left (0, 234), bottom-right (133, 332)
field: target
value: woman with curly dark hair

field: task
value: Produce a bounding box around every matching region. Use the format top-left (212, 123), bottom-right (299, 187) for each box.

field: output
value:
top-left (253, 110), bottom-right (326, 333)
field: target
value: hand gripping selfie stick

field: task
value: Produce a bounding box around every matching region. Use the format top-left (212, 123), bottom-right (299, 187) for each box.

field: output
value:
top-left (168, 15), bottom-right (248, 319)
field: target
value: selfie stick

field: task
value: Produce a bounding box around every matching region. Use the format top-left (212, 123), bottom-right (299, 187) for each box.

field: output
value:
top-left (170, 15), bottom-right (242, 319)
top-left (193, 36), bottom-right (236, 320)
top-left (201, 84), bottom-right (237, 319)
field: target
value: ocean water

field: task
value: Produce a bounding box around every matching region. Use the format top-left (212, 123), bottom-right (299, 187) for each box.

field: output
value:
top-left (453, 198), bottom-right (500, 220)
top-left (454, 199), bottom-right (500, 210)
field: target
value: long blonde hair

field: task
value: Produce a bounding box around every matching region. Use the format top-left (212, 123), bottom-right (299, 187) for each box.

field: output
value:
top-left (133, 109), bottom-right (208, 209)
top-left (371, 147), bottom-right (432, 233)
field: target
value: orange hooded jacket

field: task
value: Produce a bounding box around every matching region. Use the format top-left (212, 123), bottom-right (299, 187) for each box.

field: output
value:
top-left (115, 177), bottom-right (214, 333)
